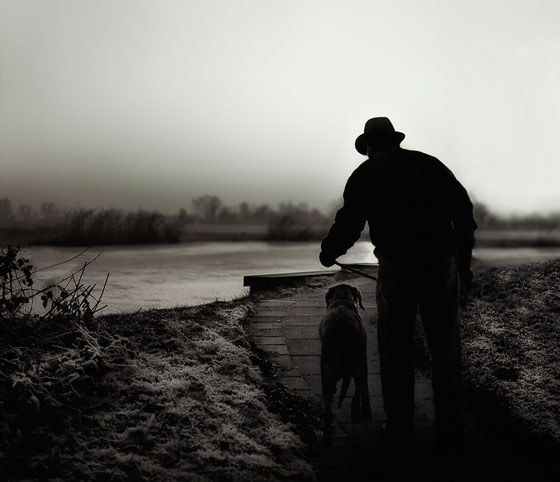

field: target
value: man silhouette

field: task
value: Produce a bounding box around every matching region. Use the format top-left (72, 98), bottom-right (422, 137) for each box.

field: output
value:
top-left (319, 117), bottom-right (476, 446)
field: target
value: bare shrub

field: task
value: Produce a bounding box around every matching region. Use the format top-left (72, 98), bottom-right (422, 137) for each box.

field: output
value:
top-left (0, 246), bottom-right (133, 476)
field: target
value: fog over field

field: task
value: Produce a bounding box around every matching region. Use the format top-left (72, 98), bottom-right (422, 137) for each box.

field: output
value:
top-left (1, 0), bottom-right (559, 215)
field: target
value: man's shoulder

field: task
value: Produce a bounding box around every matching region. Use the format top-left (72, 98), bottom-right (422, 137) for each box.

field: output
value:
top-left (398, 148), bottom-right (453, 173)
top-left (350, 159), bottom-right (374, 176)
top-left (348, 148), bottom-right (452, 178)
top-left (398, 147), bottom-right (440, 163)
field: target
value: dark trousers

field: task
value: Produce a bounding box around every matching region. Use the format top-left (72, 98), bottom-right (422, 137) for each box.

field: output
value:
top-left (376, 253), bottom-right (464, 438)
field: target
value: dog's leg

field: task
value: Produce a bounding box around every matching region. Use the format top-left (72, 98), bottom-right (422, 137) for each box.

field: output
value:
top-left (360, 365), bottom-right (373, 422)
top-left (350, 365), bottom-right (373, 423)
top-left (321, 361), bottom-right (334, 445)
top-left (351, 376), bottom-right (362, 423)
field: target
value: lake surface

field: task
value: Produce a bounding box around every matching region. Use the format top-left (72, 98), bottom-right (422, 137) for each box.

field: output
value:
top-left (23, 242), bottom-right (560, 314)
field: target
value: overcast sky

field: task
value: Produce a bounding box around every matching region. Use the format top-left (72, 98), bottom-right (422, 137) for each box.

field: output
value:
top-left (1, 0), bottom-right (559, 215)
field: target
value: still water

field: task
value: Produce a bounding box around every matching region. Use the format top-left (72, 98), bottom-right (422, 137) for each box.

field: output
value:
top-left (23, 242), bottom-right (560, 314)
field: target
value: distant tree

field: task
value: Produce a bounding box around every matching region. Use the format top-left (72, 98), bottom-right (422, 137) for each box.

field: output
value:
top-left (239, 202), bottom-right (251, 220)
top-left (0, 198), bottom-right (15, 224)
top-left (279, 202), bottom-right (308, 214)
top-left (218, 206), bottom-right (238, 223)
top-left (191, 195), bottom-right (223, 222)
top-left (18, 204), bottom-right (33, 222)
top-left (40, 202), bottom-right (60, 221)
top-left (252, 204), bottom-right (274, 223)
top-left (177, 208), bottom-right (189, 223)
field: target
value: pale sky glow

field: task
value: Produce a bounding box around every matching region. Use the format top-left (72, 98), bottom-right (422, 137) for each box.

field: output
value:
top-left (1, 0), bottom-right (559, 215)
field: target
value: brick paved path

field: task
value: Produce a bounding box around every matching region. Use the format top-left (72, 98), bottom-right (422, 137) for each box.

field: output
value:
top-left (244, 274), bottom-right (442, 480)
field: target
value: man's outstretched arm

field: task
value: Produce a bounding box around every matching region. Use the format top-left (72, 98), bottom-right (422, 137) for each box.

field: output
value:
top-left (320, 172), bottom-right (367, 267)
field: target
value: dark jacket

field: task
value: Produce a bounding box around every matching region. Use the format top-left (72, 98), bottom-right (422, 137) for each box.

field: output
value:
top-left (320, 146), bottom-right (477, 283)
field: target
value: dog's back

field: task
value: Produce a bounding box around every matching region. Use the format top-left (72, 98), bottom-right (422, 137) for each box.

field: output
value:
top-left (320, 303), bottom-right (365, 371)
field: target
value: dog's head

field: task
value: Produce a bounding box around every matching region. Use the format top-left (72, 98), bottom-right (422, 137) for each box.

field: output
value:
top-left (325, 284), bottom-right (365, 310)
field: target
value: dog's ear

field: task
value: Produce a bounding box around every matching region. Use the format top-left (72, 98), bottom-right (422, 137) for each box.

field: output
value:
top-left (352, 287), bottom-right (365, 310)
top-left (325, 286), bottom-right (335, 308)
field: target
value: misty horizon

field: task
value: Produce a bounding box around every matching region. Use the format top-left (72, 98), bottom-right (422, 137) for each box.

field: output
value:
top-left (2, 1), bottom-right (560, 218)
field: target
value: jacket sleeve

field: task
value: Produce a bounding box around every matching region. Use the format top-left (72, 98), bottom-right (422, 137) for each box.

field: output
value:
top-left (320, 170), bottom-right (367, 265)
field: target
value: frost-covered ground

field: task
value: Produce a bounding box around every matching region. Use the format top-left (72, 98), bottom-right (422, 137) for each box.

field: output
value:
top-left (1, 299), bottom-right (318, 481)
top-left (461, 259), bottom-right (560, 449)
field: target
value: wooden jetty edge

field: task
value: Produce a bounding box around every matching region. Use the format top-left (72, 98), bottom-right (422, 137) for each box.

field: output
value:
top-left (243, 263), bottom-right (377, 292)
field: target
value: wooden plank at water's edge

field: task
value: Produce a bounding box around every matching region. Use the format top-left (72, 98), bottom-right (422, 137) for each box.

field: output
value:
top-left (243, 270), bottom-right (337, 291)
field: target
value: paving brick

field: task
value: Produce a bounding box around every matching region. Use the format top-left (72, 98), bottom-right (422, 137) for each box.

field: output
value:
top-left (267, 353), bottom-right (293, 369)
top-left (291, 355), bottom-right (321, 375)
top-left (276, 365), bottom-right (301, 377)
top-left (415, 397), bottom-right (435, 421)
top-left (249, 315), bottom-right (286, 323)
top-left (284, 325), bottom-right (318, 340)
top-left (279, 376), bottom-right (309, 390)
top-left (257, 344), bottom-right (289, 355)
top-left (283, 316), bottom-right (321, 326)
top-left (414, 377), bottom-right (434, 400)
top-left (252, 310), bottom-right (287, 317)
top-left (302, 374), bottom-right (320, 391)
top-left (287, 338), bottom-right (321, 355)
top-left (302, 374), bottom-right (322, 393)
top-left (243, 322), bottom-right (282, 330)
top-left (290, 300), bottom-right (325, 308)
top-left (366, 358), bottom-right (381, 374)
top-left (287, 307), bottom-right (327, 316)
top-left (250, 336), bottom-right (285, 345)
top-left (292, 293), bottom-right (326, 301)
top-left (244, 327), bottom-right (284, 337)
top-left (294, 388), bottom-right (319, 400)
top-left (258, 300), bottom-right (296, 307)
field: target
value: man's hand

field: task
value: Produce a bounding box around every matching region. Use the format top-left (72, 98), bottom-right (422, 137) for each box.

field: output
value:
top-left (319, 252), bottom-right (336, 268)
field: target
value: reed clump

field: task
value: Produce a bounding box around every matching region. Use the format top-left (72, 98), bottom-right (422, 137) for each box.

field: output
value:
top-left (267, 204), bottom-right (330, 241)
top-left (56, 208), bottom-right (184, 246)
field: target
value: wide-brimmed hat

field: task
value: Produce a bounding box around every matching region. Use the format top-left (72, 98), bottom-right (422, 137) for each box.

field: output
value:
top-left (355, 117), bottom-right (405, 155)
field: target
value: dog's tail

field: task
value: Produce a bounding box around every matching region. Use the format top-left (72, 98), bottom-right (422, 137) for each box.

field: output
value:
top-left (338, 375), bottom-right (351, 408)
